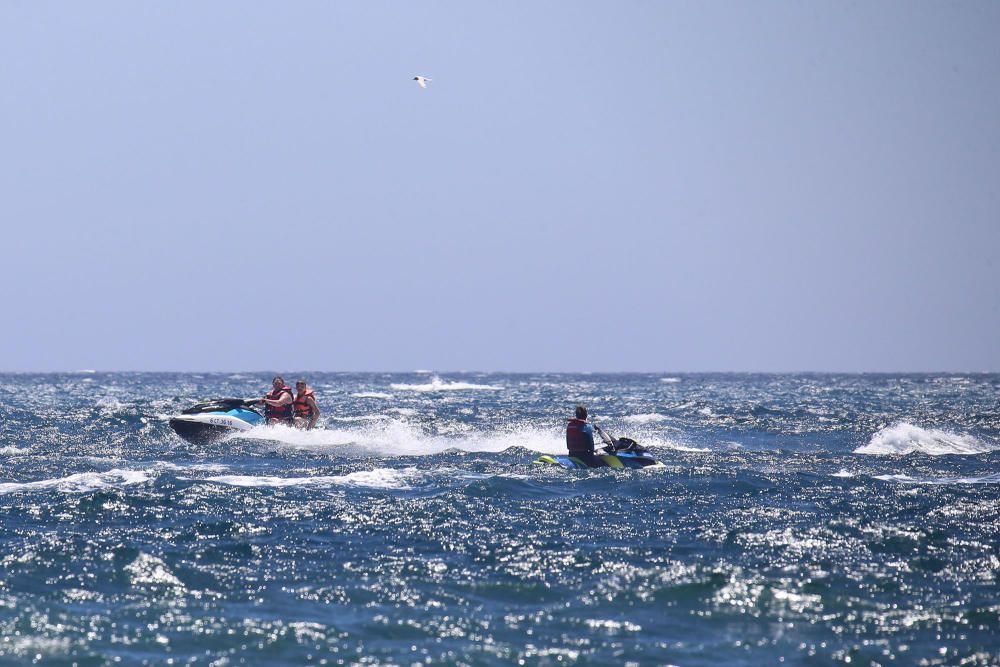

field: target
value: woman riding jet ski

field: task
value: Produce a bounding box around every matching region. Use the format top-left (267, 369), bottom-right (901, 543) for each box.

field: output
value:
top-left (168, 398), bottom-right (265, 445)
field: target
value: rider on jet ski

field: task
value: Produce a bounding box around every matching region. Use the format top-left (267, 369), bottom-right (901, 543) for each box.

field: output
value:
top-left (566, 405), bottom-right (610, 468)
top-left (251, 376), bottom-right (295, 426)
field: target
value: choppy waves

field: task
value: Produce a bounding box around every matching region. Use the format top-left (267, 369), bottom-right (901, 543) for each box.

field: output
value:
top-left (1, 372), bottom-right (999, 665)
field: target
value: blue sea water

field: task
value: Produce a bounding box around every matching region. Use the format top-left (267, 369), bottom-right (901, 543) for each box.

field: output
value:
top-left (1, 372), bottom-right (999, 666)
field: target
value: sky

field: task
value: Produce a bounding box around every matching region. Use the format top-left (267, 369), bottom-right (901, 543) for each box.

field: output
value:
top-left (1, 2), bottom-right (998, 372)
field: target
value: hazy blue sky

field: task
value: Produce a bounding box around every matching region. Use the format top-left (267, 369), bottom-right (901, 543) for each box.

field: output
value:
top-left (2, 2), bottom-right (998, 372)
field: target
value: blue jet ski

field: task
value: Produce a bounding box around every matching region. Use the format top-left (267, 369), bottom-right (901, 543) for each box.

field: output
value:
top-left (534, 427), bottom-right (663, 469)
top-left (168, 398), bottom-right (265, 445)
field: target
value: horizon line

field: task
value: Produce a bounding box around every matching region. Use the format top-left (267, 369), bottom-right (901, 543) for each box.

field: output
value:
top-left (1, 369), bottom-right (997, 375)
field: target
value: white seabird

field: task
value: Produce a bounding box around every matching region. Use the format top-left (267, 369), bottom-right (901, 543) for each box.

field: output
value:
top-left (413, 75), bottom-right (432, 89)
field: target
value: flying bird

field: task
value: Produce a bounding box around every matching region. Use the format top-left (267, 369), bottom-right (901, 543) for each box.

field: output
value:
top-left (413, 76), bottom-right (432, 89)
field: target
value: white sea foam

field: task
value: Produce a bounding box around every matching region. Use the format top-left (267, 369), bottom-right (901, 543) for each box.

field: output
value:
top-left (875, 473), bottom-right (1000, 485)
top-left (0, 469), bottom-right (151, 495)
top-left (389, 376), bottom-right (502, 392)
top-left (623, 413), bottom-right (670, 424)
top-left (126, 552), bottom-right (185, 589)
top-left (205, 467), bottom-right (416, 490)
top-left (667, 442), bottom-right (711, 453)
top-left (660, 377), bottom-right (681, 383)
top-left (855, 423), bottom-right (994, 456)
top-left (0, 446), bottom-right (30, 456)
top-left (350, 392), bottom-right (394, 400)
top-left (95, 397), bottom-right (127, 412)
top-left (832, 469), bottom-right (855, 478)
top-left (256, 420), bottom-right (559, 455)
top-left (230, 417), bottom-right (692, 458)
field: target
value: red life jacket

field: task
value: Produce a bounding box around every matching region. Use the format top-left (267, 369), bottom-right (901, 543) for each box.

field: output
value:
top-left (264, 385), bottom-right (294, 424)
top-left (566, 418), bottom-right (595, 453)
top-left (294, 389), bottom-right (316, 418)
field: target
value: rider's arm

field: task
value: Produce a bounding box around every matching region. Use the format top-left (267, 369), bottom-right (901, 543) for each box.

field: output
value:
top-left (264, 393), bottom-right (294, 406)
top-left (306, 396), bottom-right (320, 429)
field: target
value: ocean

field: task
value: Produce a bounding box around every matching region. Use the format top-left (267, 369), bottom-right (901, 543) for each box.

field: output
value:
top-left (0, 372), bottom-right (998, 666)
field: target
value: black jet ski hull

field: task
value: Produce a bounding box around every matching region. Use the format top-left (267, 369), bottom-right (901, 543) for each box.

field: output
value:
top-left (168, 399), bottom-right (265, 445)
top-left (168, 418), bottom-right (243, 445)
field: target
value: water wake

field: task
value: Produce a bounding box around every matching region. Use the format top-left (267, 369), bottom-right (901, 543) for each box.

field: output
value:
top-left (231, 420), bottom-right (686, 457)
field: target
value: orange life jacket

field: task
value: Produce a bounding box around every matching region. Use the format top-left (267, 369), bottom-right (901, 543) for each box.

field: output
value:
top-left (294, 389), bottom-right (316, 418)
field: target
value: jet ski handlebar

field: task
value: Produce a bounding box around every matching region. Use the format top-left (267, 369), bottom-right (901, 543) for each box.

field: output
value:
top-left (593, 422), bottom-right (646, 454)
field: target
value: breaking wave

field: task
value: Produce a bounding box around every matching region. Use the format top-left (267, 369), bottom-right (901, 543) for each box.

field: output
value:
top-left (624, 413), bottom-right (670, 424)
top-left (389, 376), bottom-right (502, 392)
top-left (875, 472), bottom-right (1000, 485)
top-left (204, 468), bottom-right (416, 490)
top-left (854, 423), bottom-right (994, 456)
top-left (0, 469), bottom-right (151, 495)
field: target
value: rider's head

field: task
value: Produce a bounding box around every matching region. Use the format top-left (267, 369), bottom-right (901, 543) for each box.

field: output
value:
top-left (575, 405), bottom-right (587, 420)
top-left (272, 376), bottom-right (285, 389)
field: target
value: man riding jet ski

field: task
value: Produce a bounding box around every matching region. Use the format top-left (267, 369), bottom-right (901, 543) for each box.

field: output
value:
top-left (168, 398), bottom-right (265, 445)
top-left (533, 406), bottom-right (663, 469)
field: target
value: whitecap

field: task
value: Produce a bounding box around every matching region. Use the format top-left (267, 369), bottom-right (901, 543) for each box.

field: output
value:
top-left (0, 469), bottom-right (151, 495)
top-left (666, 442), bottom-right (710, 453)
top-left (660, 377), bottom-right (681, 383)
top-left (832, 469), bottom-right (855, 478)
top-left (389, 376), bottom-right (502, 392)
top-left (95, 397), bottom-right (126, 411)
top-left (623, 413), bottom-right (670, 424)
top-left (205, 467), bottom-right (416, 490)
top-left (0, 446), bottom-right (30, 456)
top-left (350, 392), bottom-right (394, 400)
top-left (855, 423), bottom-right (994, 456)
top-left (126, 552), bottom-right (185, 589)
top-left (875, 473), bottom-right (1000, 485)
